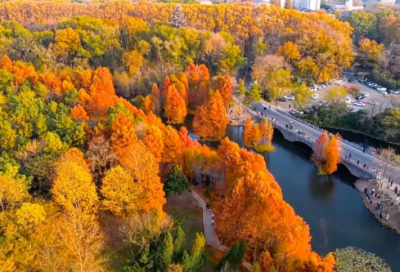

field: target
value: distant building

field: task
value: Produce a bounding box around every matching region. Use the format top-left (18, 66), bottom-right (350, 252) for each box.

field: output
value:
top-left (328, 0), bottom-right (364, 10)
top-left (255, 0), bottom-right (270, 6)
top-left (293, 0), bottom-right (321, 10)
top-left (378, 0), bottom-right (395, 4)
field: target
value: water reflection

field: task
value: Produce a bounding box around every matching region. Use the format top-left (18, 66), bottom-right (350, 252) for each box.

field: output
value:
top-left (308, 173), bottom-right (335, 200)
top-left (183, 118), bottom-right (400, 271)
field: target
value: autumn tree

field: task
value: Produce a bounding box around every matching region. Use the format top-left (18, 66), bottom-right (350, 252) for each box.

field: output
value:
top-left (0, 174), bottom-right (29, 211)
top-left (324, 135), bottom-right (341, 175)
top-left (100, 166), bottom-right (142, 217)
top-left (212, 75), bottom-right (234, 108)
top-left (193, 90), bottom-right (228, 141)
top-left (151, 83), bottom-right (161, 115)
top-left (51, 154), bottom-right (98, 215)
top-left (143, 125), bottom-right (164, 163)
top-left (311, 131), bottom-right (329, 175)
top-left (243, 117), bottom-right (253, 147)
top-left (358, 38), bottom-right (384, 68)
top-left (164, 85), bottom-right (187, 124)
top-left (111, 113), bottom-right (166, 215)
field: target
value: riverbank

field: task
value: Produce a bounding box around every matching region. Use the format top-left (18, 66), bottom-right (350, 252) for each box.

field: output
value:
top-left (355, 179), bottom-right (400, 235)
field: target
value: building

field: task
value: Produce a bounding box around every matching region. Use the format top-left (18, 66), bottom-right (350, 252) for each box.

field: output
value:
top-left (328, 0), bottom-right (364, 10)
top-left (293, 0), bottom-right (321, 10)
top-left (378, 0), bottom-right (396, 4)
top-left (255, 0), bottom-right (270, 6)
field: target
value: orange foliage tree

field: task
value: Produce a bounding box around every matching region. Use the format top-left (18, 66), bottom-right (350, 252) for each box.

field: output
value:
top-left (164, 85), bottom-right (187, 124)
top-left (110, 113), bottom-right (166, 215)
top-left (215, 138), bottom-right (312, 268)
top-left (193, 90), bottom-right (228, 141)
top-left (212, 75), bottom-right (234, 108)
top-left (243, 117), bottom-right (274, 152)
top-left (324, 135), bottom-right (341, 175)
top-left (311, 131), bottom-right (341, 175)
top-left (185, 62), bottom-right (211, 109)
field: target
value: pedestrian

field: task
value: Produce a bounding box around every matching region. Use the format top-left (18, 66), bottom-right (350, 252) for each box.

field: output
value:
top-left (395, 186), bottom-right (398, 194)
top-left (391, 180), bottom-right (393, 187)
top-left (289, 104), bottom-right (291, 109)
top-left (211, 219), bottom-right (214, 226)
top-left (269, 105), bottom-right (271, 109)
top-left (357, 160), bottom-right (359, 165)
top-left (212, 214), bottom-right (215, 220)
top-left (264, 107), bottom-right (266, 111)
top-left (363, 147), bottom-right (365, 153)
top-left (349, 153), bottom-right (352, 159)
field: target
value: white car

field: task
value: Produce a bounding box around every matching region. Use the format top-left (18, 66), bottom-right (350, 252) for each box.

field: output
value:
top-left (344, 97), bottom-right (351, 104)
top-left (368, 100), bottom-right (379, 106)
top-left (362, 92), bottom-right (369, 98)
top-left (377, 87), bottom-right (387, 92)
top-left (311, 94), bottom-right (319, 100)
top-left (283, 95), bottom-right (295, 101)
top-left (353, 101), bottom-right (366, 107)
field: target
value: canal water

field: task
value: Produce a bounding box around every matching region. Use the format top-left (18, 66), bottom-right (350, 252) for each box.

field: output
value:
top-left (183, 117), bottom-right (400, 270)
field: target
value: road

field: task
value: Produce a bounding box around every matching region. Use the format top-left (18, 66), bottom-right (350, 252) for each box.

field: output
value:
top-left (250, 102), bottom-right (400, 186)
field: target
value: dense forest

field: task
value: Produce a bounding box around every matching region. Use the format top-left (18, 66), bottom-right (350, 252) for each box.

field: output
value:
top-left (0, 1), bottom-right (361, 272)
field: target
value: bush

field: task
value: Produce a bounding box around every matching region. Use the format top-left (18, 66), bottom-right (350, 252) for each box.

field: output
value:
top-left (334, 247), bottom-right (391, 272)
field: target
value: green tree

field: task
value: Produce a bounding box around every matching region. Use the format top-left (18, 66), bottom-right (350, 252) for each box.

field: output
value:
top-left (237, 79), bottom-right (246, 97)
top-left (245, 82), bottom-right (261, 106)
top-left (164, 165), bottom-right (190, 196)
top-left (173, 226), bottom-right (185, 258)
top-left (217, 241), bottom-right (246, 270)
top-left (189, 233), bottom-right (205, 272)
top-left (154, 231), bottom-right (174, 272)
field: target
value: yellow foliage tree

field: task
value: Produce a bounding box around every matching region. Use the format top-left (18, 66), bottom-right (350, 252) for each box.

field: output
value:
top-left (101, 166), bottom-right (142, 217)
top-left (0, 174), bottom-right (29, 211)
top-left (51, 161), bottom-right (98, 215)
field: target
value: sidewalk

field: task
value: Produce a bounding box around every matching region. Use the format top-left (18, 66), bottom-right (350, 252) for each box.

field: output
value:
top-left (190, 190), bottom-right (253, 271)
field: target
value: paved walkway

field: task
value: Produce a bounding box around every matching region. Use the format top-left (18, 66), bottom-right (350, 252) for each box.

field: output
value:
top-left (190, 191), bottom-right (253, 271)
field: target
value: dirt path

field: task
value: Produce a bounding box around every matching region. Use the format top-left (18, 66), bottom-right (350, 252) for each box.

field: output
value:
top-left (190, 191), bottom-right (253, 271)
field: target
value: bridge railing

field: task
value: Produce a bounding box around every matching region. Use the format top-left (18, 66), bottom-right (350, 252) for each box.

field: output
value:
top-left (271, 107), bottom-right (364, 152)
top-left (269, 118), bottom-right (378, 176)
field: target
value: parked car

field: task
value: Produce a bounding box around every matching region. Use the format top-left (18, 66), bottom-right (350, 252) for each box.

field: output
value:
top-left (362, 92), bottom-right (369, 97)
top-left (393, 90), bottom-right (400, 94)
top-left (344, 97), bottom-right (351, 104)
top-left (311, 93), bottom-right (319, 100)
top-left (283, 95), bottom-right (295, 101)
top-left (353, 101), bottom-right (366, 107)
top-left (355, 94), bottom-right (365, 100)
top-left (368, 100), bottom-right (379, 106)
top-left (377, 87), bottom-right (387, 92)
top-left (278, 97), bottom-right (288, 102)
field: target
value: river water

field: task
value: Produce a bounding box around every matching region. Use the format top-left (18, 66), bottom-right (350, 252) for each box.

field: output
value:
top-left (182, 117), bottom-right (400, 270)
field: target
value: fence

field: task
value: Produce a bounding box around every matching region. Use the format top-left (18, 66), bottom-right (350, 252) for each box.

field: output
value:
top-left (272, 108), bottom-right (365, 151)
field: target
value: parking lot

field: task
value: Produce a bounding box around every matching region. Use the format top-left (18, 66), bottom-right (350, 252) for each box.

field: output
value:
top-left (278, 80), bottom-right (399, 115)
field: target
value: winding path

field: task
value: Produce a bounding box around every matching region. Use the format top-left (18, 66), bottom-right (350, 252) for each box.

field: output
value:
top-left (190, 191), bottom-right (253, 271)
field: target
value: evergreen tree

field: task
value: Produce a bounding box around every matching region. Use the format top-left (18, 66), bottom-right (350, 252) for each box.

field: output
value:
top-left (154, 232), bottom-right (174, 272)
top-left (164, 165), bottom-right (190, 196)
top-left (245, 82), bottom-right (262, 105)
top-left (173, 226), bottom-right (186, 259)
top-left (181, 250), bottom-right (191, 272)
top-left (189, 233), bottom-right (206, 272)
top-left (217, 241), bottom-right (247, 270)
